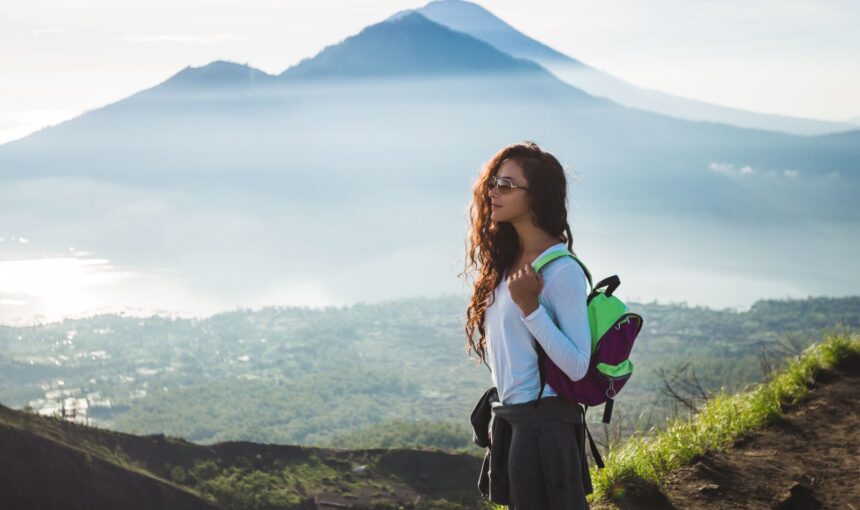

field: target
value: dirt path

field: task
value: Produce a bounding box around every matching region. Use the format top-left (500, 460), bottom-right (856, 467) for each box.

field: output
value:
top-left (598, 353), bottom-right (860, 510)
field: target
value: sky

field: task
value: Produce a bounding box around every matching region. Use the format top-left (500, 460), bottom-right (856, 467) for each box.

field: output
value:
top-left (1, 0), bottom-right (859, 145)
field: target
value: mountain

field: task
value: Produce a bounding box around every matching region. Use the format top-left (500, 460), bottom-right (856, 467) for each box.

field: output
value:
top-left (279, 11), bottom-right (545, 79)
top-left (401, 0), bottom-right (855, 136)
top-left (0, 11), bottom-right (858, 321)
top-left (159, 60), bottom-right (277, 91)
top-left (2, 12), bottom-right (854, 192)
top-left (389, 0), bottom-right (577, 66)
top-left (3, 12), bottom-right (856, 198)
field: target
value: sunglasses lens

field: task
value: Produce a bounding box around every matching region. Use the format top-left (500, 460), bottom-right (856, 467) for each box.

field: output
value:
top-left (488, 176), bottom-right (513, 192)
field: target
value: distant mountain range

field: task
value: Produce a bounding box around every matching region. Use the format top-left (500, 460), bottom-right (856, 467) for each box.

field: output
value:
top-left (1, 11), bottom-right (855, 211)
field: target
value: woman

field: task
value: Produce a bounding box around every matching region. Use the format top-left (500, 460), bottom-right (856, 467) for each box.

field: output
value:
top-left (463, 141), bottom-right (592, 509)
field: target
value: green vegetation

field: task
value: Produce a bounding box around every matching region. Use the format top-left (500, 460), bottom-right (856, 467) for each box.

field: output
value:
top-left (322, 419), bottom-right (475, 453)
top-left (188, 458), bottom-right (315, 508)
top-left (1, 295), bottom-right (856, 452)
top-left (2, 298), bottom-right (858, 510)
top-left (588, 330), bottom-right (860, 502)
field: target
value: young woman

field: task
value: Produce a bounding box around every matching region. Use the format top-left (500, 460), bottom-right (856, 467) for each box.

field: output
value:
top-left (463, 141), bottom-right (592, 509)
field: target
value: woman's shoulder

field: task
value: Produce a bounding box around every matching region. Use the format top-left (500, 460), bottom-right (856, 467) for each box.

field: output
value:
top-left (541, 254), bottom-right (581, 276)
top-left (541, 256), bottom-right (588, 295)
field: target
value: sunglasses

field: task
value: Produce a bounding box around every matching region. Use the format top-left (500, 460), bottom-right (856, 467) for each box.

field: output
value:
top-left (487, 175), bottom-right (530, 193)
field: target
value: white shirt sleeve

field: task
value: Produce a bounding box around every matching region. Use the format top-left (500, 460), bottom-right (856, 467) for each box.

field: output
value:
top-left (519, 262), bottom-right (591, 381)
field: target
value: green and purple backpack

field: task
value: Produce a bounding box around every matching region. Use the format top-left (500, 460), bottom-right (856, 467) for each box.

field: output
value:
top-left (531, 248), bottom-right (644, 467)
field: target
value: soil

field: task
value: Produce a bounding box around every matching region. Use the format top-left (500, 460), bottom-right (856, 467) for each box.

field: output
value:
top-left (594, 353), bottom-right (860, 510)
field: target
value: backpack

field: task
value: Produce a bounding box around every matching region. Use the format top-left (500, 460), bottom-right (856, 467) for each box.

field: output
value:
top-left (530, 247), bottom-right (644, 468)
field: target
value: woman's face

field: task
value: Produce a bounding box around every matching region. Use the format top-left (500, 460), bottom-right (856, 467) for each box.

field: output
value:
top-left (488, 159), bottom-right (531, 224)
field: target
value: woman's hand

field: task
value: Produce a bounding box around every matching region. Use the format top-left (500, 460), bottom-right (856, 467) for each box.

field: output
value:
top-left (508, 263), bottom-right (543, 317)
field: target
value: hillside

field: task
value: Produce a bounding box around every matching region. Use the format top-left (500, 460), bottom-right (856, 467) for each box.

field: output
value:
top-left (592, 342), bottom-right (860, 509)
top-left (0, 422), bottom-right (220, 510)
top-left (0, 401), bottom-right (483, 509)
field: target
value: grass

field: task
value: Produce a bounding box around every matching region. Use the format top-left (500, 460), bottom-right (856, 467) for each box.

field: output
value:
top-left (589, 330), bottom-right (859, 502)
top-left (487, 329), bottom-right (860, 508)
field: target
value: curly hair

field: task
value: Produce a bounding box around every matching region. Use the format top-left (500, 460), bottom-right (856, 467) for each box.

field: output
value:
top-left (460, 141), bottom-right (578, 369)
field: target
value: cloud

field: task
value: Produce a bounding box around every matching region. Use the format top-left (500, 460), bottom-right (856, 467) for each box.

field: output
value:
top-left (122, 33), bottom-right (250, 44)
top-left (0, 256), bottom-right (137, 296)
top-left (708, 162), bottom-right (734, 174)
top-left (708, 162), bottom-right (756, 175)
top-left (709, 162), bottom-right (809, 179)
top-left (31, 28), bottom-right (68, 35)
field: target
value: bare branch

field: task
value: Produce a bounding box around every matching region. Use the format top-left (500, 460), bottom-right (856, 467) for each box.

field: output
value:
top-left (655, 362), bottom-right (710, 413)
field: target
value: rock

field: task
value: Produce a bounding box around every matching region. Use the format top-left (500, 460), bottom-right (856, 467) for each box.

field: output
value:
top-left (697, 483), bottom-right (720, 495)
top-left (772, 481), bottom-right (822, 509)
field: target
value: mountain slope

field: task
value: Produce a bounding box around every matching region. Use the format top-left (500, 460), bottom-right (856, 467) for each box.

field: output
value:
top-left (593, 350), bottom-right (860, 509)
top-left (404, 0), bottom-right (855, 135)
top-left (389, 0), bottom-right (581, 67)
top-left (0, 417), bottom-right (222, 509)
top-left (0, 401), bottom-right (483, 509)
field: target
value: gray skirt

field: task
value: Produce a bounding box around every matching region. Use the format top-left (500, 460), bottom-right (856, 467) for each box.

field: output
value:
top-left (492, 396), bottom-right (592, 510)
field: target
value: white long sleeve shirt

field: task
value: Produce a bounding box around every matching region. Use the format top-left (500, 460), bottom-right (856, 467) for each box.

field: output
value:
top-left (485, 242), bottom-right (592, 405)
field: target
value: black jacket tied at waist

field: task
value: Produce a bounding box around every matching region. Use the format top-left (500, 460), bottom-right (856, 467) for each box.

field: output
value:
top-left (470, 386), bottom-right (510, 504)
top-left (470, 386), bottom-right (594, 505)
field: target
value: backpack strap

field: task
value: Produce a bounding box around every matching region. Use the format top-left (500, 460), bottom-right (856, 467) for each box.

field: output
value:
top-left (531, 248), bottom-right (593, 293)
top-left (602, 398), bottom-right (614, 424)
top-left (530, 248), bottom-right (592, 410)
top-left (534, 342), bottom-right (547, 408)
top-left (583, 405), bottom-right (605, 469)
top-left (531, 248), bottom-right (607, 468)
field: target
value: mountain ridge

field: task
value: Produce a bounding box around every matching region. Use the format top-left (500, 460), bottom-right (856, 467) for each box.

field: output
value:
top-left (160, 60), bottom-right (277, 90)
top-left (405, 0), bottom-right (855, 135)
top-left (278, 11), bottom-right (548, 80)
